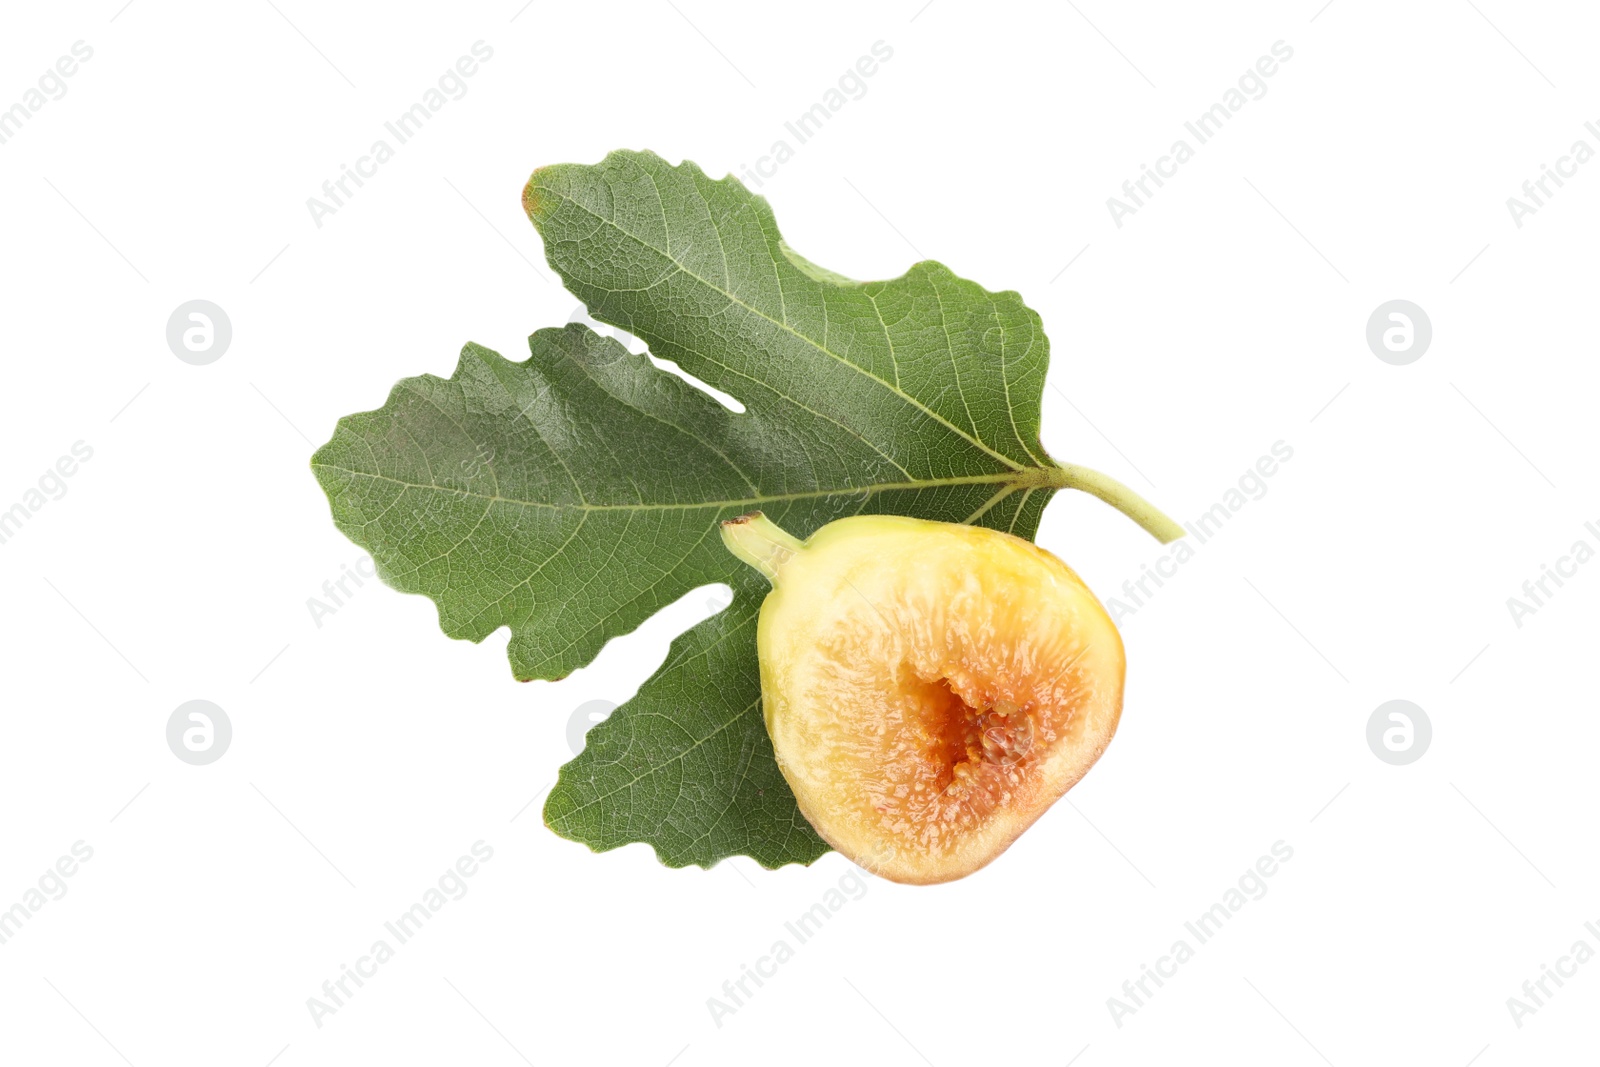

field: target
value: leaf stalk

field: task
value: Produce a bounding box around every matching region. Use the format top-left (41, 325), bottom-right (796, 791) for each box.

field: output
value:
top-left (1047, 464), bottom-right (1185, 544)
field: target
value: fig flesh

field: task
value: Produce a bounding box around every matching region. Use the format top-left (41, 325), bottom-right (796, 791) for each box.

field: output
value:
top-left (722, 513), bottom-right (1125, 885)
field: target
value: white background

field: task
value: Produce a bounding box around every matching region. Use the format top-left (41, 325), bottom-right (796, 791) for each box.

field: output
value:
top-left (1, 1), bottom-right (1596, 1064)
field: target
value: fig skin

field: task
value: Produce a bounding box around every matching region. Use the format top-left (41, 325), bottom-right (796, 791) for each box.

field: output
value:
top-left (722, 512), bottom-right (1125, 885)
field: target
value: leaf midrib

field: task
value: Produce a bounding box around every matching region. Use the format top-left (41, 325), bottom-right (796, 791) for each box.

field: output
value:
top-left (309, 462), bottom-right (1063, 513)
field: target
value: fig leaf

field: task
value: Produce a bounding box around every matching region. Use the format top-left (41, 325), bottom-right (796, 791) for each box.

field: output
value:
top-left (312, 149), bottom-right (1171, 869)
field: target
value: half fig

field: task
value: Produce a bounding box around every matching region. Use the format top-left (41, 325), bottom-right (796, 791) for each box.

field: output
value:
top-left (722, 512), bottom-right (1125, 885)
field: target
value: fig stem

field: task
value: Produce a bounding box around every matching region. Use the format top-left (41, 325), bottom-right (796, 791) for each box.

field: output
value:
top-left (1049, 464), bottom-right (1186, 544)
top-left (720, 512), bottom-right (805, 583)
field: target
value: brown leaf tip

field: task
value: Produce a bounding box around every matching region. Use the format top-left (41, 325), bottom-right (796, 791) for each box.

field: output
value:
top-left (522, 170), bottom-right (547, 219)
